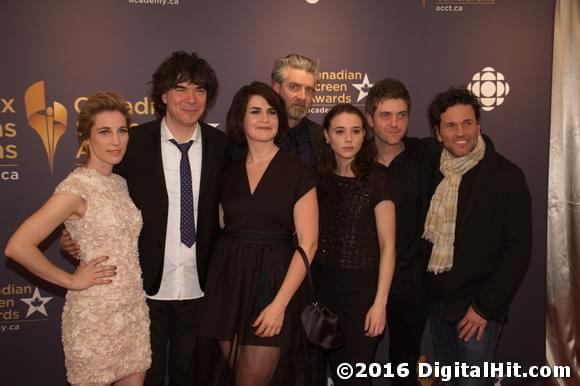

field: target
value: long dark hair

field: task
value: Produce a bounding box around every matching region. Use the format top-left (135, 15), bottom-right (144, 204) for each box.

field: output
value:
top-left (317, 103), bottom-right (375, 181)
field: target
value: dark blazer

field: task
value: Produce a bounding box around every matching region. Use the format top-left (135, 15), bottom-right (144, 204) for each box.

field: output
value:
top-left (301, 117), bottom-right (323, 160)
top-left (285, 118), bottom-right (323, 163)
top-left (115, 119), bottom-right (228, 295)
top-left (426, 135), bottom-right (532, 322)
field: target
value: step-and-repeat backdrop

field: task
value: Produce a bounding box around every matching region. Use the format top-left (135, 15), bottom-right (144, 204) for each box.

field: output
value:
top-left (1, 1), bottom-right (554, 385)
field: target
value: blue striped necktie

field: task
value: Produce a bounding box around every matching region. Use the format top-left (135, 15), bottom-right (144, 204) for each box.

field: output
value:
top-left (170, 139), bottom-right (196, 248)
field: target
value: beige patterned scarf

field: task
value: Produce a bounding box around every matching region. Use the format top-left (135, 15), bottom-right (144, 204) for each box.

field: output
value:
top-left (423, 135), bottom-right (486, 274)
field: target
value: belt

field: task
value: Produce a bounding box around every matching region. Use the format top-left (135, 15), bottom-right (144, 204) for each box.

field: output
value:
top-left (223, 229), bottom-right (292, 246)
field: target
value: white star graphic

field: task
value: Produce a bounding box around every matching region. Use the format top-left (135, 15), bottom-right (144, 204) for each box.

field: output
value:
top-left (20, 287), bottom-right (53, 318)
top-left (351, 74), bottom-right (374, 103)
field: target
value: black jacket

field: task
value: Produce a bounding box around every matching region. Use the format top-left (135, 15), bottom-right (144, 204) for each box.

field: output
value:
top-left (425, 135), bottom-right (532, 322)
top-left (115, 119), bottom-right (228, 295)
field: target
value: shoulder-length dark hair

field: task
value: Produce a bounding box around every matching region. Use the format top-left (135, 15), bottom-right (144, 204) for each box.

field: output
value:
top-left (226, 81), bottom-right (289, 146)
top-left (317, 103), bottom-right (375, 180)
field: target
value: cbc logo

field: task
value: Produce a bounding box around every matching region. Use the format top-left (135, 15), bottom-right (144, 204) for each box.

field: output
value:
top-left (467, 67), bottom-right (510, 112)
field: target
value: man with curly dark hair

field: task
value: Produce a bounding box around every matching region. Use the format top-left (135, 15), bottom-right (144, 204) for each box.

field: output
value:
top-left (424, 87), bottom-right (531, 386)
top-left (132, 51), bottom-right (228, 386)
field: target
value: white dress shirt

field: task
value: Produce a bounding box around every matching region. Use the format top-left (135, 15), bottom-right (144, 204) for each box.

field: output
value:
top-left (149, 119), bottom-right (204, 300)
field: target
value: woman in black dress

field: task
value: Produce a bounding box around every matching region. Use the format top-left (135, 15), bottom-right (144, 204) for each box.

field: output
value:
top-left (199, 81), bottom-right (318, 386)
top-left (314, 103), bottom-right (396, 385)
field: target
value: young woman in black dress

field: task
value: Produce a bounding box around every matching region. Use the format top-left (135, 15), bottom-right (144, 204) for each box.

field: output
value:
top-left (199, 81), bottom-right (318, 386)
top-left (314, 103), bottom-right (396, 385)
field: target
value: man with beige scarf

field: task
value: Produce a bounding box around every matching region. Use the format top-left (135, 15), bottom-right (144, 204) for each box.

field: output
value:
top-left (423, 87), bottom-right (532, 386)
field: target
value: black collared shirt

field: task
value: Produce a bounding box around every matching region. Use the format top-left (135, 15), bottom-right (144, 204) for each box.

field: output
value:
top-left (384, 137), bottom-right (437, 269)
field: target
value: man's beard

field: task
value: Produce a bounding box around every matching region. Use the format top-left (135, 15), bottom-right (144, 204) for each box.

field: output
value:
top-left (288, 106), bottom-right (308, 121)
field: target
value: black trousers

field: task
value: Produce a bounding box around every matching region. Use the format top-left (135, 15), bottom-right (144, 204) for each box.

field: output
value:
top-left (313, 265), bottom-right (380, 386)
top-left (386, 259), bottom-right (428, 386)
top-left (145, 298), bottom-right (204, 386)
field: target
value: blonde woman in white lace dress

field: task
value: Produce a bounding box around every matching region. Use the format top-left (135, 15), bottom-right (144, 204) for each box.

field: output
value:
top-left (4, 92), bottom-right (151, 386)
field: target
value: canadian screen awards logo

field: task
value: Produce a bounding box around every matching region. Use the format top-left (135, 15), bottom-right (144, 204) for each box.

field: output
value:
top-left (467, 67), bottom-right (510, 112)
top-left (24, 81), bottom-right (68, 174)
top-left (309, 69), bottom-right (374, 118)
top-left (0, 284), bottom-right (53, 333)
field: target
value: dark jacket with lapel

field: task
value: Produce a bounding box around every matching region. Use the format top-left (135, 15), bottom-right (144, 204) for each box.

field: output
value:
top-left (303, 117), bottom-right (323, 159)
top-left (115, 119), bottom-right (228, 295)
top-left (287, 118), bottom-right (323, 163)
top-left (426, 136), bottom-right (532, 322)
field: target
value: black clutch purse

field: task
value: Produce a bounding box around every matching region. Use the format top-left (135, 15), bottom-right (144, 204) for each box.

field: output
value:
top-left (296, 246), bottom-right (344, 350)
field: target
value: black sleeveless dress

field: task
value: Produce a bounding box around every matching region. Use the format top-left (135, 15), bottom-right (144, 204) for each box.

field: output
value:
top-left (200, 150), bottom-right (316, 347)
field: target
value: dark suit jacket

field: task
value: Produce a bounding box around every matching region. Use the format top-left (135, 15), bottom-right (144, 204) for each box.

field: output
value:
top-left (115, 119), bottom-right (228, 295)
top-left (295, 118), bottom-right (323, 161)
top-left (426, 135), bottom-right (532, 322)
